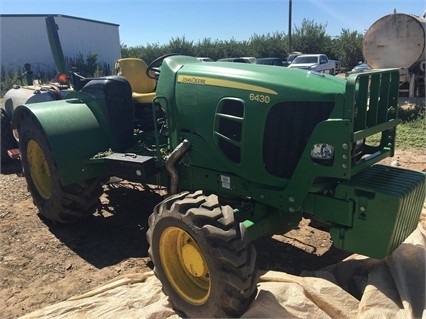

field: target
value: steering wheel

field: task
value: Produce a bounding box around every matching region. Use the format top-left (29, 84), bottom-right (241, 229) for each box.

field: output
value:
top-left (146, 53), bottom-right (179, 80)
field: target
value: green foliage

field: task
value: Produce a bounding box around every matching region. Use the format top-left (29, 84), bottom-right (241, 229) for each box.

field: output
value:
top-left (395, 100), bottom-right (425, 149)
top-left (0, 52), bottom-right (110, 96)
top-left (194, 38), bottom-right (226, 60)
top-left (332, 29), bottom-right (364, 70)
top-left (250, 32), bottom-right (287, 59)
top-left (120, 19), bottom-right (365, 66)
top-left (66, 51), bottom-right (110, 77)
top-left (366, 103), bottom-right (425, 150)
top-left (0, 64), bottom-right (57, 96)
top-left (291, 19), bottom-right (332, 56)
top-left (396, 111), bottom-right (425, 149)
top-left (167, 36), bottom-right (196, 56)
top-left (1, 67), bottom-right (20, 96)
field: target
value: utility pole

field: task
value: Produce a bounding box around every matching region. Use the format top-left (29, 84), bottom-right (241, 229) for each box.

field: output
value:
top-left (288, 0), bottom-right (292, 53)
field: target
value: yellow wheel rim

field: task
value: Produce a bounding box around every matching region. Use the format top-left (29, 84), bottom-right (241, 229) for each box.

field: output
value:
top-left (27, 140), bottom-right (52, 199)
top-left (159, 226), bottom-right (211, 305)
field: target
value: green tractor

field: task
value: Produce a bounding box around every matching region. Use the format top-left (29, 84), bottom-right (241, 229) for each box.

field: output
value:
top-left (12, 54), bottom-right (425, 318)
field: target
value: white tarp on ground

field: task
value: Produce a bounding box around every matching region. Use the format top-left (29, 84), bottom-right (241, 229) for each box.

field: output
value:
top-left (20, 224), bottom-right (426, 319)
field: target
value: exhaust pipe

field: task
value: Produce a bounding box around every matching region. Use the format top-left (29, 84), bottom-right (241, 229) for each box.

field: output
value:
top-left (165, 139), bottom-right (191, 195)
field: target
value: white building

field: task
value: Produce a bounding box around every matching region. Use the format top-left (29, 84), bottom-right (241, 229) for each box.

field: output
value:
top-left (0, 14), bottom-right (121, 76)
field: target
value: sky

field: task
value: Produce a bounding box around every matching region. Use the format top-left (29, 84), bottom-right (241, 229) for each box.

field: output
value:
top-left (1, 0), bottom-right (424, 47)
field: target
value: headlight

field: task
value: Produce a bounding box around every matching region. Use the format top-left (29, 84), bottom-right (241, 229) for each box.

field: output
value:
top-left (311, 143), bottom-right (334, 165)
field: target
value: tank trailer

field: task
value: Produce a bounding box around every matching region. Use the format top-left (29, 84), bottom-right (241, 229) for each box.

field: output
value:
top-left (363, 12), bottom-right (426, 97)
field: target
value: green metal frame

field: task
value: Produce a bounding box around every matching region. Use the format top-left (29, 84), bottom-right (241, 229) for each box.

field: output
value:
top-left (45, 15), bottom-right (67, 75)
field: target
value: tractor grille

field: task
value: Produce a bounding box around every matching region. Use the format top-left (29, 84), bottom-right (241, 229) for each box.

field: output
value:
top-left (263, 101), bottom-right (334, 179)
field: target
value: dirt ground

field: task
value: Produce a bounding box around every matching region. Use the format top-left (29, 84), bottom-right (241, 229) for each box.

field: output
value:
top-left (1, 148), bottom-right (425, 319)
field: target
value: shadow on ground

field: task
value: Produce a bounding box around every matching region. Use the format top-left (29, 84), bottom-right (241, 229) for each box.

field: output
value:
top-left (44, 183), bottom-right (164, 269)
top-left (2, 158), bottom-right (351, 275)
top-left (1, 159), bottom-right (23, 175)
top-left (254, 235), bottom-right (351, 276)
top-left (43, 181), bottom-right (350, 274)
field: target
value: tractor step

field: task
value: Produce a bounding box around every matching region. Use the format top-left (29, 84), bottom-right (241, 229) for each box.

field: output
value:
top-left (7, 148), bottom-right (21, 160)
top-left (104, 153), bottom-right (156, 182)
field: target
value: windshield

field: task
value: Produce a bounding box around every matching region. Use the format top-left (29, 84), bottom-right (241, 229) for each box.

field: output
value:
top-left (292, 56), bottom-right (318, 64)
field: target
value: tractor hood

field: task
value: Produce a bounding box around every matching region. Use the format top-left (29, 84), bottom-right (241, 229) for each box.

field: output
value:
top-left (156, 55), bottom-right (345, 101)
top-left (155, 56), bottom-right (348, 188)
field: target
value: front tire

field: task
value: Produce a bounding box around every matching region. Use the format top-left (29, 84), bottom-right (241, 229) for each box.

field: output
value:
top-left (18, 113), bottom-right (103, 223)
top-left (147, 190), bottom-right (258, 318)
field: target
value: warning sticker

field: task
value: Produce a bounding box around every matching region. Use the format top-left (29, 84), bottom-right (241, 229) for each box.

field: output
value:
top-left (220, 175), bottom-right (231, 189)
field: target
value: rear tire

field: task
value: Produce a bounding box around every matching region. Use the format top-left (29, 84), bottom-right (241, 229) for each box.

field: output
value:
top-left (18, 113), bottom-right (103, 223)
top-left (1, 108), bottom-right (18, 163)
top-left (147, 190), bottom-right (257, 318)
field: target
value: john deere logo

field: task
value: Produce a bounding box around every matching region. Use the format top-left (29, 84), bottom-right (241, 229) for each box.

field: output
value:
top-left (179, 76), bottom-right (207, 85)
top-left (177, 75), bottom-right (277, 95)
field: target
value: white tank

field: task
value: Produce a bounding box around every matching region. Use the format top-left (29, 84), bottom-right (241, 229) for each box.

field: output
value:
top-left (2, 85), bottom-right (69, 119)
top-left (363, 13), bottom-right (426, 69)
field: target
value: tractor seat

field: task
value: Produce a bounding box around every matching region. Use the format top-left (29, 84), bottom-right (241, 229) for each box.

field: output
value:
top-left (115, 58), bottom-right (156, 104)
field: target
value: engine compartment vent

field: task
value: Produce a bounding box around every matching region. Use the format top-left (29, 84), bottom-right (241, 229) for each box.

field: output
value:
top-left (214, 99), bottom-right (245, 163)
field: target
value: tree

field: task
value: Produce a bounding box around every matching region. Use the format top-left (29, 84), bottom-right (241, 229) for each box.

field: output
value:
top-left (165, 36), bottom-right (196, 57)
top-left (195, 38), bottom-right (224, 60)
top-left (334, 29), bottom-right (364, 69)
top-left (250, 32), bottom-right (287, 59)
top-left (67, 52), bottom-right (107, 77)
top-left (118, 19), bottom-right (365, 68)
top-left (291, 19), bottom-right (332, 55)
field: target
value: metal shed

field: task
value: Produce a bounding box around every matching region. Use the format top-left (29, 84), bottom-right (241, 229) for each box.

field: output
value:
top-left (0, 14), bottom-right (121, 77)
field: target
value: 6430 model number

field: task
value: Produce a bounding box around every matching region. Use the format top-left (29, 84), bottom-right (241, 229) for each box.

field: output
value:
top-left (249, 93), bottom-right (270, 103)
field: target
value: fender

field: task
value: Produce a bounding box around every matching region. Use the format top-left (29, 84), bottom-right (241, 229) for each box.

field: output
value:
top-left (12, 98), bottom-right (112, 185)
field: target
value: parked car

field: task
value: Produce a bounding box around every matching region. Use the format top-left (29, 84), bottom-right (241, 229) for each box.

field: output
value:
top-left (345, 63), bottom-right (372, 77)
top-left (240, 56), bottom-right (256, 63)
top-left (254, 57), bottom-right (284, 66)
top-left (217, 57), bottom-right (255, 63)
top-left (283, 51), bottom-right (303, 66)
top-left (288, 54), bottom-right (336, 74)
top-left (196, 57), bottom-right (215, 62)
top-left (329, 60), bottom-right (341, 74)
top-left (352, 63), bottom-right (371, 72)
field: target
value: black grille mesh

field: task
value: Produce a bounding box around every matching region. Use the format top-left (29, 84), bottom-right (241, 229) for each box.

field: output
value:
top-left (263, 101), bottom-right (334, 178)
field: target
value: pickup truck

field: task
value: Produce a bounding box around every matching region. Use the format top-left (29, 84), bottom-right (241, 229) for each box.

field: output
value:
top-left (330, 60), bottom-right (341, 74)
top-left (288, 54), bottom-right (336, 74)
